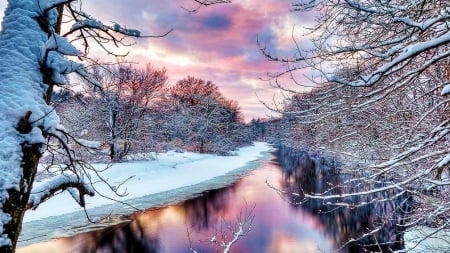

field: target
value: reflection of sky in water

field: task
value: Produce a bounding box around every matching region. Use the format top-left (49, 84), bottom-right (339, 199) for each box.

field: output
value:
top-left (18, 160), bottom-right (335, 253)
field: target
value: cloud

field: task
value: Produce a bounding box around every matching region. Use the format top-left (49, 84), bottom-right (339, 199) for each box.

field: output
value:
top-left (0, 0), bottom-right (316, 120)
top-left (92, 1), bottom-right (312, 120)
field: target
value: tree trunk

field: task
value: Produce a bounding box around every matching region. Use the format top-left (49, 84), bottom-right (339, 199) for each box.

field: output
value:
top-left (200, 139), bottom-right (205, 153)
top-left (1, 144), bottom-right (41, 252)
top-left (110, 140), bottom-right (118, 161)
top-left (109, 109), bottom-right (118, 160)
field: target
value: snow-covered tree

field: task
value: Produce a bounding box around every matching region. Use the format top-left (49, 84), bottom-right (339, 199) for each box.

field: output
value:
top-left (84, 63), bottom-right (167, 160)
top-left (167, 77), bottom-right (248, 153)
top-left (262, 0), bottom-right (450, 249)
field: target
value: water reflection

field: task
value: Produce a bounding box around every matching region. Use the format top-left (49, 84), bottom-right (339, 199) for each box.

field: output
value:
top-left (277, 145), bottom-right (410, 252)
top-left (184, 185), bottom-right (236, 231)
top-left (18, 149), bottom-right (409, 253)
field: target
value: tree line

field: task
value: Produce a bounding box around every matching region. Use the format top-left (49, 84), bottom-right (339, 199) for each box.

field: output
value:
top-left (53, 63), bottom-right (250, 162)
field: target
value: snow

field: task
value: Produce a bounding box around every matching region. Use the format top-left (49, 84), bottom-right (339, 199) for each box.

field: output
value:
top-left (28, 174), bottom-right (95, 210)
top-left (45, 34), bottom-right (81, 56)
top-left (373, 30), bottom-right (450, 85)
top-left (437, 153), bottom-right (450, 168)
top-left (71, 19), bottom-right (105, 32)
top-left (18, 142), bottom-right (273, 246)
top-left (70, 19), bottom-right (141, 37)
top-left (442, 84), bottom-right (450, 96)
top-left (112, 23), bottom-right (141, 37)
top-left (402, 226), bottom-right (450, 253)
top-left (393, 16), bottom-right (443, 31)
top-left (23, 142), bottom-right (273, 222)
top-left (75, 138), bottom-right (102, 149)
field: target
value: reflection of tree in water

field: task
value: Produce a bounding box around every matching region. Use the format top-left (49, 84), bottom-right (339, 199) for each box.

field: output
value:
top-left (182, 183), bottom-right (255, 253)
top-left (277, 145), bottom-right (412, 252)
top-left (183, 184), bottom-right (237, 231)
top-left (73, 219), bottom-right (160, 253)
top-left (67, 185), bottom-right (238, 253)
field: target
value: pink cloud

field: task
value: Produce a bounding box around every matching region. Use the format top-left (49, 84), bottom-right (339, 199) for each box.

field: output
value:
top-left (0, 0), bottom-right (314, 120)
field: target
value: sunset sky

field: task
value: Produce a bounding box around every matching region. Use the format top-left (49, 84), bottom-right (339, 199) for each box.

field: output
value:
top-left (0, 1), bottom-right (315, 120)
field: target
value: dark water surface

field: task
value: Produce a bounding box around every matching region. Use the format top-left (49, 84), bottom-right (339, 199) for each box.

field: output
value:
top-left (18, 150), bottom-right (406, 253)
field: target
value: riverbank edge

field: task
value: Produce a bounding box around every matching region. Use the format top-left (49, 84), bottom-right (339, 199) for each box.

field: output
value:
top-left (18, 143), bottom-right (276, 247)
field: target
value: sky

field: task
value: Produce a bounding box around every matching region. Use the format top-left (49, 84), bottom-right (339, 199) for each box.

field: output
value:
top-left (0, 0), bottom-right (315, 120)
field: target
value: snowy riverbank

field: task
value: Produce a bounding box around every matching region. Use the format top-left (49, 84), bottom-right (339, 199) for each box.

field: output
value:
top-left (402, 226), bottom-right (450, 253)
top-left (18, 142), bottom-right (274, 246)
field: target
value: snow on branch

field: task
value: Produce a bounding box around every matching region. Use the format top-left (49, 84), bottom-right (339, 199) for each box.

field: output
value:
top-left (218, 205), bottom-right (254, 253)
top-left (112, 23), bottom-right (141, 38)
top-left (39, 0), bottom-right (73, 12)
top-left (68, 19), bottom-right (110, 36)
top-left (331, 31), bottom-right (450, 88)
top-left (393, 16), bottom-right (447, 31)
top-left (371, 120), bottom-right (449, 170)
top-left (188, 204), bottom-right (254, 253)
top-left (437, 153), bottom-right (450, 168)
top-left (44, 34), bottom-right (81, 56)
top-left (65, 12), bottom-right (171, 39)
top-left (28, 174), bottom-right (94, 210)
top-left (222, 219), bottom-right (250, 253)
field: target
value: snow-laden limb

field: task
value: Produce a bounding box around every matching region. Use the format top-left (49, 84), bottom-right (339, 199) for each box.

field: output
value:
top-left (222, 222), bottom-right (246, 253)
top-left (221, 205), bottom-right (254, 253)
top-left (75, 139), bottom-right (102, 149)
top-left (112, 23), bottom-right (140, 37)
top-left (393, 15), bottom-right (447, 31)
top-left (437, 153), bottom-right (450, 168)
top-left (187, 203), bottom-right (254, 253)
top-left (70, 18), bottom-right (106, 32)
top-left (28, 174), bottom-right (94, 210)
top-left (331, 31), bottom-right (450, 88)
top-left (45, 51), bottom-right (84, 84)
top-left (193, 0), bottom-right (231, 4)
top-left (44, 34), bottom-right (81, 56)
top-left (191, 0), bottom-right (231, 7)
top-left (442, 84), bottom-right (450, 96)
top-left (61, 4), bottom-right (173, 59)
top-left (370, 120), bottom-right (449, 170)
top-left (68, 15), bottom-right (143, 38)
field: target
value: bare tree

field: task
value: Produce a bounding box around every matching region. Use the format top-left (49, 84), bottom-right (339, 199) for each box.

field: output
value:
top-left (262, 0), bottom-right (450, 250)
top-left (167, 76), bottom-right (247, 154)
top-left (84, 63), bottom-right (167, 161)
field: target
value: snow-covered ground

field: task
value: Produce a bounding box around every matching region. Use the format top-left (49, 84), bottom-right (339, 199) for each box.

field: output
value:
top-left (19, 142), bottom-right (274, 246)
top-left (402, 226), bottom-right (450, 253)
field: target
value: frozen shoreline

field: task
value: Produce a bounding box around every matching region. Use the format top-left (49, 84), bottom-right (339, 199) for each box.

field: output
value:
top-left (18, 142), bottom-right (274, 246)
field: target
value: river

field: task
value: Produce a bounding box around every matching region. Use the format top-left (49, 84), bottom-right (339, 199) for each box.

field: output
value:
top-left (18, 148), bottom-right (407, 252)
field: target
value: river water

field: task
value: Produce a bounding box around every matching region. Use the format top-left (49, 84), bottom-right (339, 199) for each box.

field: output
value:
top-left (18, 149), bottom-right (407, 253)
